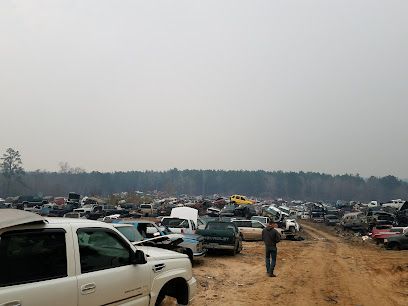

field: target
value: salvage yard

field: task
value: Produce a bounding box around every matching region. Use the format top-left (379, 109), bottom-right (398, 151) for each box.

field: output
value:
top-left (189, 221), bottom-right (408, 306)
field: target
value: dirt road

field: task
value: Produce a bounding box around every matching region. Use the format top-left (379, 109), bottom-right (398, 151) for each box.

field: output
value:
top-left (189, 222), bottom-right (408, 306)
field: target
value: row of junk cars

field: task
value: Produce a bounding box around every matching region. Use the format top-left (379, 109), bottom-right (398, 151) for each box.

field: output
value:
top-left (1, 194), bottom-right (406, 306)
top-left (1, 194), bottom-right (408, 253)
top-left (0, 193), bottom-right (306, 263)
top-left (303, 199), bottom-right (408, 251)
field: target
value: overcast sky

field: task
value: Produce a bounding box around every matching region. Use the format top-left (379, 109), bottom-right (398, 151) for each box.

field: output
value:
top-left (1, 1), bottom-right (407, 178)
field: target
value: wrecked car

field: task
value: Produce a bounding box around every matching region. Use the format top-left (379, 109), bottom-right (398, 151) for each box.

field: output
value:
top-left (384, 230), bottom-right (408, 250)
top-left (120, 220), bottom-right (206, 262)
top-left (112, 223), bottom-right (195, 263)
top-left (372, 226), bottom-right (408, 244)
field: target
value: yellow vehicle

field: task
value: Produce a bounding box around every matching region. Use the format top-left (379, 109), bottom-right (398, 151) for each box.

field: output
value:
top-left (229, 194), bottom-right (254, 205)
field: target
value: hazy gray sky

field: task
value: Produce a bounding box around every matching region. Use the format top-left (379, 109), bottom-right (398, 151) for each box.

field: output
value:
top-left (1, 0), bottom-right (407, 177)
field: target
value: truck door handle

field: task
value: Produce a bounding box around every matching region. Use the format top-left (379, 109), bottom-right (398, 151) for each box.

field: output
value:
top-left (81, 283), bottom-right (96, 294)
top-left (1, 301), bottom-right (21, 306)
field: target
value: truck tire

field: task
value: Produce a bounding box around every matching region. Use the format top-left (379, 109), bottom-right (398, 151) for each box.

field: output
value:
top-left (289, 226), bottom-right (296, 234)
top-left (155, 292), bottom-right (165, 306)
top-left (236, 236), bottom-right (243, 254)
top-left (231, 240), bottom-right (239, 256)
top-left (155, 278), bottom-right (189, 306)
top-left (388, 242), bottom-right (401, 251)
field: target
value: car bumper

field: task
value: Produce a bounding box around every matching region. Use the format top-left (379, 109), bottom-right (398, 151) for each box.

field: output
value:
top-left (203, 243), bottom-right (235, 250)
top-left (193, 249), bottom-right (207, 259)
top-left (188, 277), bottom-right (197, 302)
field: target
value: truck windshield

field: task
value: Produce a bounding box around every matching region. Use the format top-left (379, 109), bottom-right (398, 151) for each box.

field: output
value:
top-left (116, 226), bottom-right (144, 242)
top-left (162, 218), bottom-right (189, 228)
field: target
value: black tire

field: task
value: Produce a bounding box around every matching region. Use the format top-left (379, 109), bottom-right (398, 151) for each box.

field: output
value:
top-left (155, 291), bottom-right (165, 306)
top-left (390, 243), bottom-right (401, 251)
top-left (231, 241), bottom-right (239, 256)
top-left (236, 236), bottom-right (243, 254)
top-left (289, 226), bottom-right (296, 234)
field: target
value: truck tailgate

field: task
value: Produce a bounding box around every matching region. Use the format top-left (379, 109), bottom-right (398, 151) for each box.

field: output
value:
top-left (196, 229), bottom-right (235, 245)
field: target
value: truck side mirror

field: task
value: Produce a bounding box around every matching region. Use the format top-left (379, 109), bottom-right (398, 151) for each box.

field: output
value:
top-left (131, 250), bottom-right (147, 265)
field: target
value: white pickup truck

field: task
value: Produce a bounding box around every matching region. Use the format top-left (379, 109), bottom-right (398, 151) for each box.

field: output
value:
top-left (0, 209), bottom-right (196, 306)
top-left (161, 207), bottom-right (206, 235)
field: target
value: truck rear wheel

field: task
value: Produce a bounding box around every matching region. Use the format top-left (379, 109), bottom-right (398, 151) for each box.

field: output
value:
top-left (389, 242), bottom-right (401, 251)
top-left (236, 236), bottom-right (243, 254)
top-left (231, 247), bottom-right (237, 256)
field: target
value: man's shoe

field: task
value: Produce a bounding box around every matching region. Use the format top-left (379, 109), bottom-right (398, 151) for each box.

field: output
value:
top-left (269, 273), bottom-right (277, 277)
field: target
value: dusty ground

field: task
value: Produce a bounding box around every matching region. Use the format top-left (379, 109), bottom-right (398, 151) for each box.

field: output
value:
top-left (187, 221), bottom-right (408, 306)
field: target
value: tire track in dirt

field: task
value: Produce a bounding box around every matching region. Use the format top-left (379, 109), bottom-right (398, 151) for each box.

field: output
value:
top-left (300, 223), bottom-right (407, 306)
top-left (273, 224), bottom-right (344, 306)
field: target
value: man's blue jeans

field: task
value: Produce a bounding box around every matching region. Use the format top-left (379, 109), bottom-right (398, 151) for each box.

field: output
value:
top-left (265, 246), bottom-right (277, 274)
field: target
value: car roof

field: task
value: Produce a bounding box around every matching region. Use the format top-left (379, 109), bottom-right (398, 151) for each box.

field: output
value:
top-left (0, 209), bottom-right (45, 229)
top-left (44, 217), bottom-right (108, 226)
top-left (112, 223), bottom-right (133, 228)
top-left (122, 220), bottom-right (154, 224)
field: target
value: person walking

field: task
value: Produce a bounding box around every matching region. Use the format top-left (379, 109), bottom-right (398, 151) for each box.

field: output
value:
top-left (262, 220), bottom-right (281, 277)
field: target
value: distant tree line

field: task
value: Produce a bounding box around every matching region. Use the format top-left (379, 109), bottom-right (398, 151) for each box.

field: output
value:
top-left (1, 167), bottom-right (407, 202)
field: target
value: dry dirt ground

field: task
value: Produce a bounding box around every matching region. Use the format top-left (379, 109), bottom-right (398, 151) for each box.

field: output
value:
top-left (186, 221), bottom-right (408, 306)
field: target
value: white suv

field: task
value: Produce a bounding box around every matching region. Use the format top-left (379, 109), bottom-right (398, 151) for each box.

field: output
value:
top-left (0, 209), bottom-right (196, 306)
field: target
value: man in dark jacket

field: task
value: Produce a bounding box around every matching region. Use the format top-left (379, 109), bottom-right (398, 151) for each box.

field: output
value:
top-left (262, 220), bottom-right (281, 277)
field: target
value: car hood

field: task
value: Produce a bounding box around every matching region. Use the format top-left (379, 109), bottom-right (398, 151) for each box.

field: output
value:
top-left (136, 246), bottom-right (188, 261)
top-left (165, 233), bottom-right (202, 242)
top-left (182, 233), bottom-right (203, 242)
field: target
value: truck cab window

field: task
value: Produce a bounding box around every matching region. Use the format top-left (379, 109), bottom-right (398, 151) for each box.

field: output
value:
top-left (0, 230), bottom-right (67, 287)
top-left (252, 221), bottom-right (264, 229)
top-left (77, 229), bottom-right (132, 274)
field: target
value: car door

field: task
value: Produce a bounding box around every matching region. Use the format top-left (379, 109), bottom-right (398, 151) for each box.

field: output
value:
top-left (74, 226), bottom-right (150, 306)
top-left (0, 229), bottom-right (77, 306)
top-left (251, 221), bottom-right (265, 240)
top-left (238, 221), bottom-right (252, 240)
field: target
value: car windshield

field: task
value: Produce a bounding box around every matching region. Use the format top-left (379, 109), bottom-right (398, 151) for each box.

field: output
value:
top-left (116, 226), bottom-right (144, 242)
top-left (162, 218), bottom-right (189, 228)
